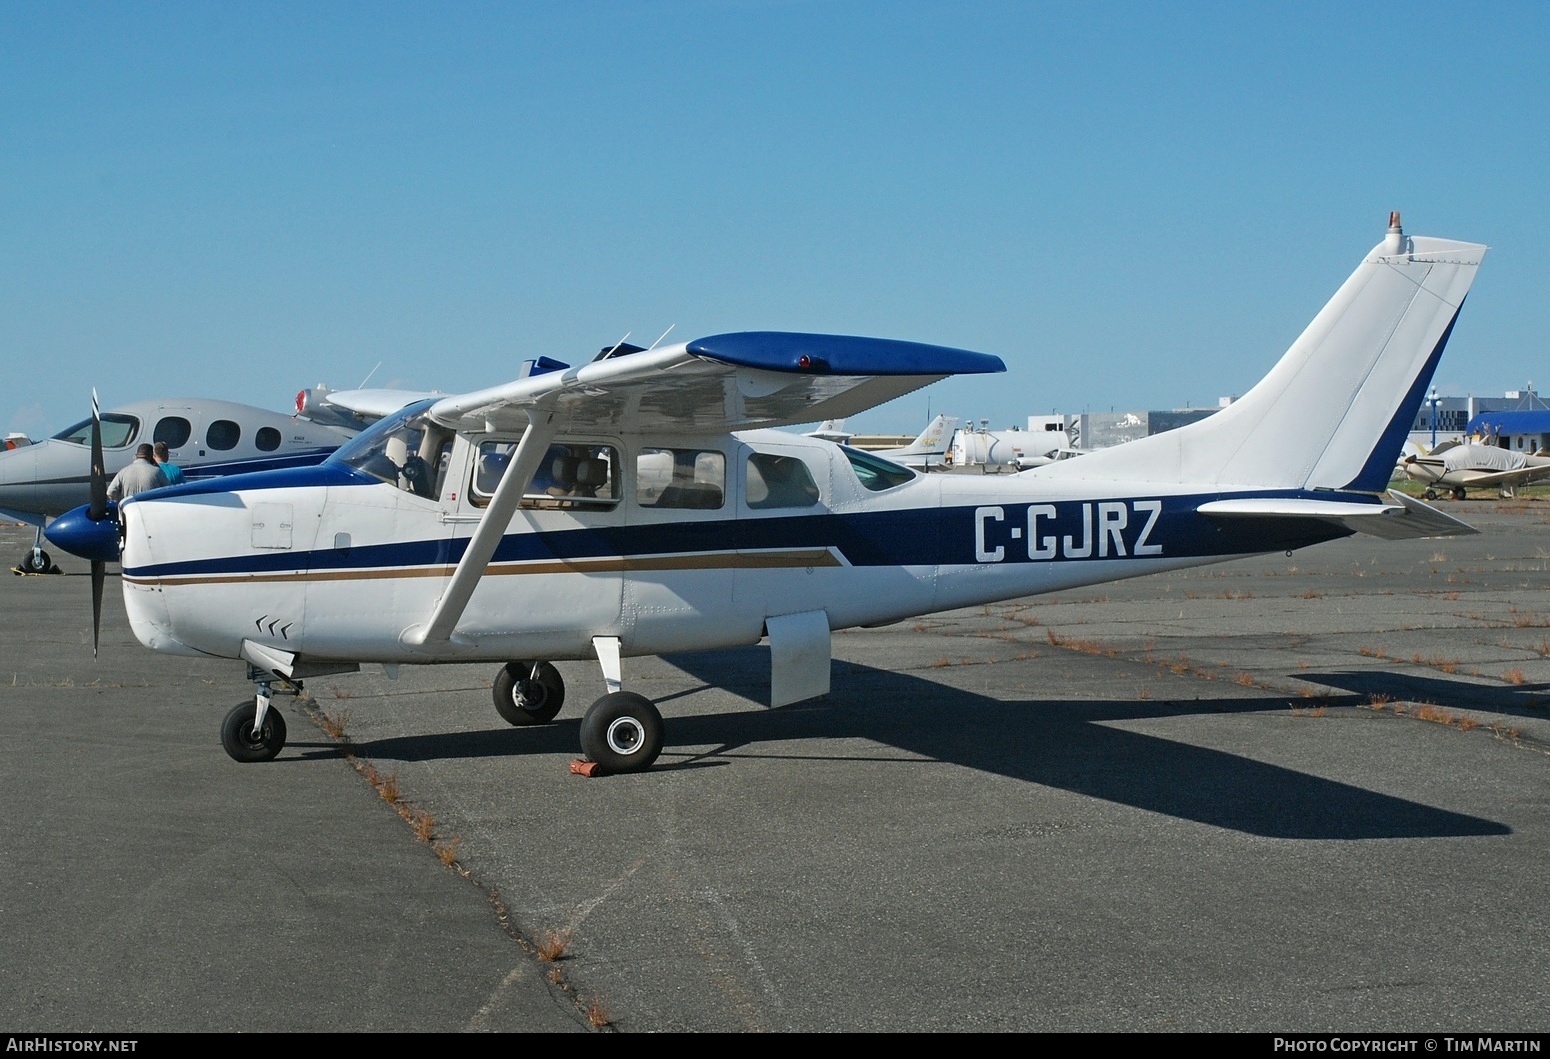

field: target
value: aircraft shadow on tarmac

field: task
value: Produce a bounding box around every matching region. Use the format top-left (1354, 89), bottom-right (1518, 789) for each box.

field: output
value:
top-left (336, 648), bottom-right (1507, 842)
top-left (1304, 670), bottom-right (1550, 719)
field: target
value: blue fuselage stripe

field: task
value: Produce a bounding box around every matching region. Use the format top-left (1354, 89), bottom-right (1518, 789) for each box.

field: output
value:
top-left (123, 490), bottom-right (1358, 579)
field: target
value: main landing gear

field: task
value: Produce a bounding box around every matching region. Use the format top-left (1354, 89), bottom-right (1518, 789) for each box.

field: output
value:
top-left (215, 657), bottom-right (666, 773)
top-left (491, 659), bottom-right (664, 773)
top-left (221, 672), bottom-right (300, 762)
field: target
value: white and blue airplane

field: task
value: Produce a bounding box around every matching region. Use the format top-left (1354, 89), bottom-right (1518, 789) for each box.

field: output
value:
top-left (85, 215), bottom-right (1483, 773)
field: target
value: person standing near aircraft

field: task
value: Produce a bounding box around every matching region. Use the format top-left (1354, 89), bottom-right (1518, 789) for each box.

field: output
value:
top-left (107, 444), bottom-right (168, 500)
top-left (153, 441), bottom-right (186, 486)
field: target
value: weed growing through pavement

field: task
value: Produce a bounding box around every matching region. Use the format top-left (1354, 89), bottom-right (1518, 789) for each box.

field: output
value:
top-left (317, 709), bottom-right (349, 740)
top-left (433, 836), bottom-right (462, 866)
top-left (407, 808), bottom-right (435, 841)
top-left (588, 997), bottom-right (611, 1028)
top-left (1504, 667), bottom-right (1526, 685)
top-left (537, 929), bottom-right (572, 962)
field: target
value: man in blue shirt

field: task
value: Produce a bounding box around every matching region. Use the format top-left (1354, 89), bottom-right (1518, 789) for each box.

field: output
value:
top-left (153, 441), bottom-right (186, 486)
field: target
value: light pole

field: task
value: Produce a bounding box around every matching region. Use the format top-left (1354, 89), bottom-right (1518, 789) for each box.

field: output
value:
top-left (1429, 387), bottom-right (1441, 449)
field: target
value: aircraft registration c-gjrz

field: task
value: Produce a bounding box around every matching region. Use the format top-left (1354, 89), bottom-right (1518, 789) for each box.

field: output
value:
top-left (99, 214), bottom-right (1485, 773)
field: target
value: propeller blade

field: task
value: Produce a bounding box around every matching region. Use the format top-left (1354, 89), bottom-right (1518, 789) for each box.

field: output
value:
top-left (91, 559), bottom-right (105, 658)
top-left (88, 390), bottom-right (107, 522)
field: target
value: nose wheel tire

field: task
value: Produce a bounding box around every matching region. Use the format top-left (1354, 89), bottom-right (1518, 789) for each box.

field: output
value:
top-left (18, 549), bottom-right (51, 574)
top-left (493, 661), bottom-right (565, 725)
top-left (221, 701), bottom-right (287, 762)
top-left (579, 692), bottom-right (664, 774)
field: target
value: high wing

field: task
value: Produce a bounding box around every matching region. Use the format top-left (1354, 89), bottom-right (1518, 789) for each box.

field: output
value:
top-left (403, 332), bottom-right (1004, 648)
top-left (297, 386), bottom-right (444, 428)
top-left (427, 332), bottom-right (1005, 435)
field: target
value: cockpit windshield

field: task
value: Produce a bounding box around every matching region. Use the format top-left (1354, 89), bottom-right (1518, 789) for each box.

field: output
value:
top-left (328, 399), bottom-right (452, 499)
top-left (52, 414), bottom-right (139, 448)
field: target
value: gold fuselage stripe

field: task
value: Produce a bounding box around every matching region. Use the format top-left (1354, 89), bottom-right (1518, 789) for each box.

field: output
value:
top-left (122, 548), bottom-right (843, 588)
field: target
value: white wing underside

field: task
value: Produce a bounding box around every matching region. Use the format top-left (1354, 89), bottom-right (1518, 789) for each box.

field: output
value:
top-left (428, 345), bottom-right (948, 435)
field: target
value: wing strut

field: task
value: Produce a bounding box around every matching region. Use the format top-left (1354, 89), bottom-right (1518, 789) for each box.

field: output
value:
top-left (403, 412), bottom-right (558, 646)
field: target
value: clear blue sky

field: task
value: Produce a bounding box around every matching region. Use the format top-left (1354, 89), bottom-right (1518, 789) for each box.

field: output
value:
top-left (5, 1), bottom-right (1548, 438)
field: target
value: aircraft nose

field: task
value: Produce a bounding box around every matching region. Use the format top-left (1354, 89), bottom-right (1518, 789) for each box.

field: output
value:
top-left (0, 445), bottom-right (41, 506)
top-left (44, 503), bottom-right (120, 562)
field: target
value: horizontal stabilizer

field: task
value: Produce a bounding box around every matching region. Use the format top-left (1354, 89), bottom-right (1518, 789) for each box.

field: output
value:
top-left (1198, 490), bottom-right (1477, 540)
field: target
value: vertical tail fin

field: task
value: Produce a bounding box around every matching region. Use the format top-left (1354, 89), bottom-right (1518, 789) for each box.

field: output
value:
top-left (888, 414), bottom-right (959, 457)
top-left (1045, 215), bottom-right (1487, 491)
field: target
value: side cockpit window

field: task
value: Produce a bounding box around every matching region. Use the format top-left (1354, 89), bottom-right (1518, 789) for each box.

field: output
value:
top-left (473, 441), bottom-right (619, 509)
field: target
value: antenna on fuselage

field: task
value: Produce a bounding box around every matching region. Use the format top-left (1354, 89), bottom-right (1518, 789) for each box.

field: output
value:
top-left (357, 361), bottom-right (383, 388)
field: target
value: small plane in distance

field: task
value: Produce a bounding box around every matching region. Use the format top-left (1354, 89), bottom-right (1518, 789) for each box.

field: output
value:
top-left (1400, 441), bottom-right (1550, 500)
top-left (85, 213), bottom-right (1484, 775)
top-left (807, 415), bottom-right (959, 468)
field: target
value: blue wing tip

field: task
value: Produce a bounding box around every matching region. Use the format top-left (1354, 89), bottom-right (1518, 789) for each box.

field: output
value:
top-left (688, 332), bottom-right (1005, 376)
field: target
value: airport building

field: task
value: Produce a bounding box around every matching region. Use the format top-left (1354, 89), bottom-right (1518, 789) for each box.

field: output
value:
top-left (1409, 385), bottom-right (1549, 451)
top-left (1032, 400), bottom-right (1232, 451)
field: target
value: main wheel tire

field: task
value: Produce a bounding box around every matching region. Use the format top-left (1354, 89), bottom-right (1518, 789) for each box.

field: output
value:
top-left (19, 549), bottom-right (51, 574)
top-left (1423, 488), bottom-right (1439, 500)
top-left (1452, 486), bottom-right (1468, 501)
top-left (579, 692), bottom-right (663, 774)
top-left (493, 661), bottom-right (565, 725)
top-left (221, 701), bottom-right (287, 762)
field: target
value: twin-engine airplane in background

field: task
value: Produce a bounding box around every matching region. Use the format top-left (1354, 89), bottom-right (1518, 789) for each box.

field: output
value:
top-left (84, 214), bottom-right (1484, 774)
top-left (1400, 441), bottom-right (1550, 500)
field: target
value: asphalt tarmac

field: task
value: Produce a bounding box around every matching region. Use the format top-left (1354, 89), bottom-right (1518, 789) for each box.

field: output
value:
top-left (3, 504), bottom-right (1549, 1033)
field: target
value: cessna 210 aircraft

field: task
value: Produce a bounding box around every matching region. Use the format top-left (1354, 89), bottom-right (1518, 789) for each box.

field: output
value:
top-left (82, 214), bottom-right (1484, 774)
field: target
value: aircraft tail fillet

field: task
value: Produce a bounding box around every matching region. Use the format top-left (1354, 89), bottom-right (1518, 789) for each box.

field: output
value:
top-left (1044, 217), bottom-right (1486, 492)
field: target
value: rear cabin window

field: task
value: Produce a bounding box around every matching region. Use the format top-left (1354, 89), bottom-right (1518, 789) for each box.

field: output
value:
top-left (842, 445), bottom-right (915, 491)
top-left (637, 448), bottom-right (725, 509)
top-left (746, 453), bottom-right (820, 509)
top-left (206, 420), bottom-right (241, 451)
top-left (473, 441), bottom-right (619, 508)
top-left (255, 427), bottom-right (282, 452)
top-left (153, 417), bottom-right (192, 448)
